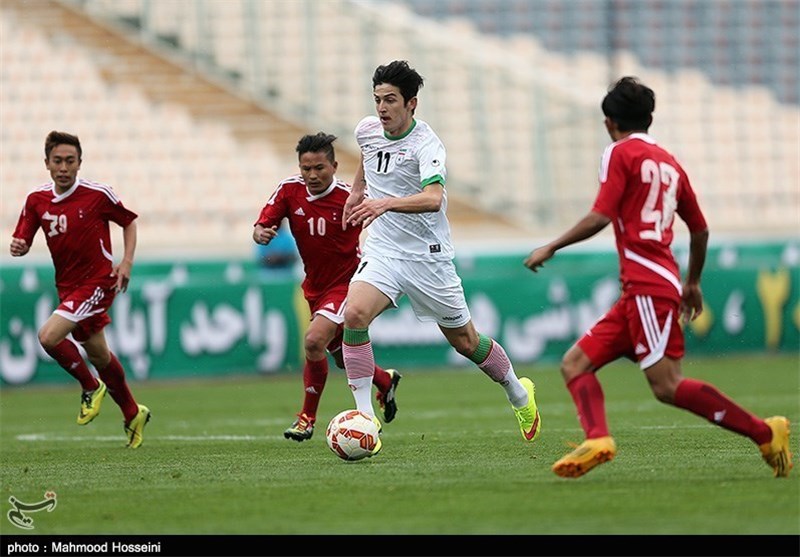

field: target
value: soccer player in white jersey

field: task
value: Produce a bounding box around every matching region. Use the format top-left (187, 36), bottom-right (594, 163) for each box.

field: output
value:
top-left (10, 131), bottom-right (150, 448)
top-left (341, 60), bottom-right (541, 455)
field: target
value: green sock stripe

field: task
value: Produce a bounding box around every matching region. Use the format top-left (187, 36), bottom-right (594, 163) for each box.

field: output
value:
top-left (343, 327), bottom-right (370, 346)
top-left (468, 334), bottom-right (493, 364)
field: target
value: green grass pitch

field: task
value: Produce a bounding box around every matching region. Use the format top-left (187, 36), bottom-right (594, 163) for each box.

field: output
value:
top-left (1, 354), bottom-right (798, 536)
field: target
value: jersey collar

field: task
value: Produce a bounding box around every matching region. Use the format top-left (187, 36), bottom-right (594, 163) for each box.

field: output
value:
top-left (51, 177), bottom-right (80, 202)
top-left (306, 177), bottom-right (338, 201)
top-left (624, 132), bottom-right (656, 144)
top-left (384, 118), bottom-right (417, 140)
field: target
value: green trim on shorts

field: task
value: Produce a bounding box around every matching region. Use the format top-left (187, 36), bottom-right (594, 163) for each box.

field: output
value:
top-left (343, 327), bottom-right (370, 346)
top-left (468, 334), bottom-right (492, 364)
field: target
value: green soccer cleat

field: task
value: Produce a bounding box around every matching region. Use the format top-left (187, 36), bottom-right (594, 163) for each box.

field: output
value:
top-left (512, 377), bottom-right (541, 442)
top-left (552, 436), bottom-right (617, 478)
top-left (376, 369), bottom-right (402, 423)
top-left (284, 413), bottom-right (315, 442)
top-left (77, 380), bottom-right (107, 425)
top-left (759, 416), bottom-right (793, 478)
top-left (124, 404), bottom-right (151, 449)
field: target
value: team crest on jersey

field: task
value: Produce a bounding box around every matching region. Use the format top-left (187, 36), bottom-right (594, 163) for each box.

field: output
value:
top-left (396, 149), bottom-right (407, 164)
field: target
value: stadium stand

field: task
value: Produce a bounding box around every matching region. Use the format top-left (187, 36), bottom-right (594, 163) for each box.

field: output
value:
top-left (1, 0), bottom-right (797, 259)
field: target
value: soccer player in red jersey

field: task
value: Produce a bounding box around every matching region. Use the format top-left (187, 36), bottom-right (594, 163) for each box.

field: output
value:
top-left (10, 131), bottom-right (150, 448)
top-left (524, 77), bottom-right (792, 479)
top-left (253, 132), bottom-right (401, 442)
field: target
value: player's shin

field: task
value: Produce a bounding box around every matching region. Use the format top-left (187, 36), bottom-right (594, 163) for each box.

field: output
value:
top-left (342, 327), bottom-right (377, 417)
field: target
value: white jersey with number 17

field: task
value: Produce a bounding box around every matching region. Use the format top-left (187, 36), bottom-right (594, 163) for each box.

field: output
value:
top-left (355, 115), bottom-right (454, 261)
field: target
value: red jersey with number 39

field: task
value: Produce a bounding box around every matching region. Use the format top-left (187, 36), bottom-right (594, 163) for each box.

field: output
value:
top-left (254, 176), bottom-right (360, 299)
top-left (592, 133), bottom-right (707, 302)
top-left (13, 178), bottom-right (138, 293)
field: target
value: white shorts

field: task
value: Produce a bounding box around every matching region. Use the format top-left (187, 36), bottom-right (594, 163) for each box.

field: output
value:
top-left (350, 253), bottom-right (471, 328)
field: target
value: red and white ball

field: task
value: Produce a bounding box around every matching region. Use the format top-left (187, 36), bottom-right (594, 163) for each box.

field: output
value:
top-left (326, 410), bottom-right (380, 461)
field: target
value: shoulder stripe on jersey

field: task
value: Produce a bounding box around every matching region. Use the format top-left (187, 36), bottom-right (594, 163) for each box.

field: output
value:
top-left (599, 143), bottom-right (617, 183)
top-left (267, 177), bottom-right (302, 205)
top-left (28, 182), bottom-right (53, 196)
top-left (333, 180), bottom-right (351, 192)
top-left (623, 248), bottom-right (683, 295)
top-left (79, 179), bottom-right (121, 203)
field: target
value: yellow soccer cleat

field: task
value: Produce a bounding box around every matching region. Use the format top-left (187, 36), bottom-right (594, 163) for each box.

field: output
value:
top-left (552, 436), bottom-right (617, 478)
top-left (512, 377), bottom-right (541, 442)
top-left (367, 415), bottom-right (383, 458)
top-left (759, 416), bottom-right (793, 478)
top-left (284, 413), bottom-right (315, 442)
top-left (77, 380), bottom-right (107, 425)
top-left (124, 404), bottom-right (151, 449)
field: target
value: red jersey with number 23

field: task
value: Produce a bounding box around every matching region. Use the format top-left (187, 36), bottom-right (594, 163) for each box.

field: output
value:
top-left (592, 133), bottom-right (707, 302)
top-left (254, 176), bottom-right (360, 300)
top-left (13, 178), bottom-right (138, 294)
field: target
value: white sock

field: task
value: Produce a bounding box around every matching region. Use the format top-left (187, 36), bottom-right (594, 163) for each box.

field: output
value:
top-left (348, 376), bottom-right (375, 417)
top-left (502, 369), bottom-right (529, 408)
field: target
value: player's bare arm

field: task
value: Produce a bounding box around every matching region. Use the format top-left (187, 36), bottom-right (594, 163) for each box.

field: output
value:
top-left (524, 211), bottom-right (611, 271)
top-left (111, 220), bottom-right (137, 293)
top-left (343, 153), bottom-right (367, 229)
top-left (9, 237), bottom-right (30, 257)
top-left (253, 224), bottom-right (279, 245)
top-left (680, 227), bottom-right (709, 322)
top-left (347, 183), bottom-right (443, 228)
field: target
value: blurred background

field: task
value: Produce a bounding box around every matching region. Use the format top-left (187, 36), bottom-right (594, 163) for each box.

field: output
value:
top-left (1, 0), bottom-right (798, 384)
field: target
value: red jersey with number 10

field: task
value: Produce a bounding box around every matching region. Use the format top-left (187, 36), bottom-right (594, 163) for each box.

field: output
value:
top-left (254, 176), bottom-right (360, 299)
top-left (592, 133), bottom-right (707, 302)
top-left (13, 178), bottom-right (138, 294)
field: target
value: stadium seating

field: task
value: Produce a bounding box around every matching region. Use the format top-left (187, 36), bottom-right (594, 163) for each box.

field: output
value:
top-left (1, 0), bottom-right (797, 259)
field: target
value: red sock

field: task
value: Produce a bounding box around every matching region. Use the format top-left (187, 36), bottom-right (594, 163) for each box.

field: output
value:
top-left (301, 358), bottom-right (328, 419)
top-left (372, 366), bottom-right (391, 393)
top-left (566, 373), bottom-right (610, 439)
top-left (674, 378), bottom-right (772, 445)
top-left (97, 353), bottom-right (139, 422)
top-left (44, 339), bottom-right (99, 392)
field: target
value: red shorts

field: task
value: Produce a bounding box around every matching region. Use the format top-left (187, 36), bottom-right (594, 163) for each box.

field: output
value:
top-left (577, 294), bottom-right (684, 370)
top-left (54, 283), bottom-right (115, 342)
top-left (306, 284), bottom-right (348, 353)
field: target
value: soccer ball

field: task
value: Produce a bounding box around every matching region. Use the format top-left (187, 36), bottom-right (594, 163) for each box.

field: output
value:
top-left (325, 410), bottom-right (380, 461)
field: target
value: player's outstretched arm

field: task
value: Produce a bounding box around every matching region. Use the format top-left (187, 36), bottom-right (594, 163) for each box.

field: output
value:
top-left (343, 153), bottom-right (367, 229)
top-left (524, 211), bottom-right (610, 272)
top-left (347, 183), bottom-right (444, 229)
top-left (9, 237), bottom-right (30, 257)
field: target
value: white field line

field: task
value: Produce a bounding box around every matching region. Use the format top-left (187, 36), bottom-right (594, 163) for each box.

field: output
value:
top-left (15, 423), bottom-right (714, 443)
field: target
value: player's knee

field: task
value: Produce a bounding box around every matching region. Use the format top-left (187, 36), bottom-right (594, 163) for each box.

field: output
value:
top-left (560, 353), bottom-right (583, 383)
top-left (37, 328), bottom-right (61, 351)
top-left (303, 330), bottom-right (328, 356)
top-left (343, 305), bottom-right (371, 329)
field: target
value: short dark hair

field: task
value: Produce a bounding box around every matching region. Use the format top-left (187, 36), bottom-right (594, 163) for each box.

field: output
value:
top-left (601, 77), bottom-right (655, 132)
top-left (45, 130), bottom-right (82, 160)
top-left (296, 132), bottom-right (337, 163)
top-left (372, 60), bottom-right (424, 104)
